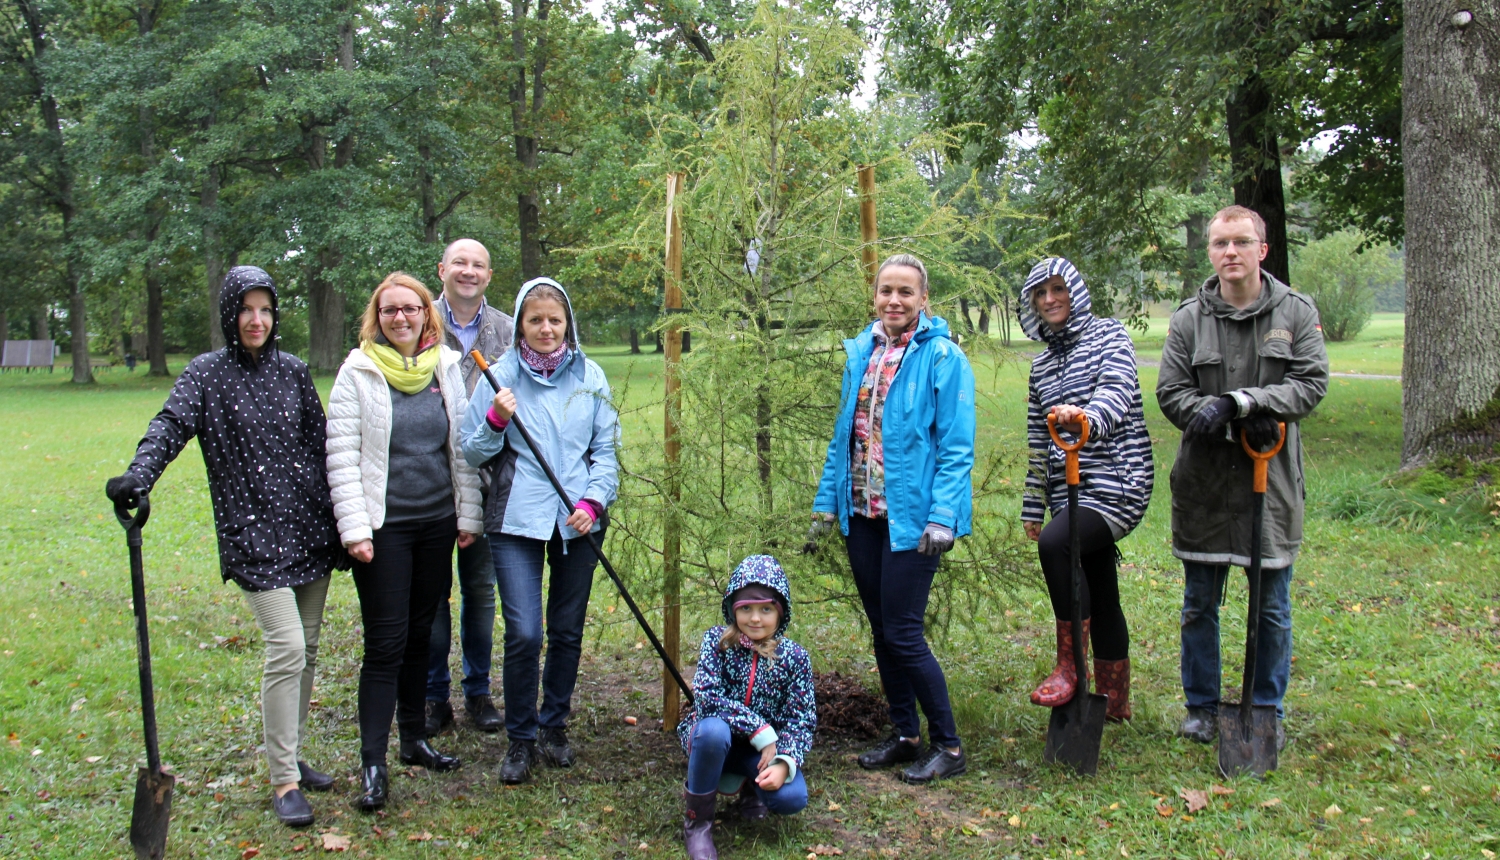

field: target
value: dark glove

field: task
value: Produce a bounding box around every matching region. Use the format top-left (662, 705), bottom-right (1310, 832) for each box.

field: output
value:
top-left (105, 472), bottom-right (148, 507)
top-left (1184, 395), bottom-right (1237, 442)
top-left (801, 515), bottom-right (835, 554)
top-left (1234, 413), bottom-right (1282, 452)
top-left (916, 523), bottom-right (954, 556)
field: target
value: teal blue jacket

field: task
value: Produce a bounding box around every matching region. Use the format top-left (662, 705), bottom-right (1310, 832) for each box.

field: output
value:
top-left (813, 313), bottom-right (975, 551)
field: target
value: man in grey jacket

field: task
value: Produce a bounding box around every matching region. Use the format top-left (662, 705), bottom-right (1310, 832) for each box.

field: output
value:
top-left (1156, 206), bottom-right (1329, 745)
top-left (426, 238), bottom-right (515, 734)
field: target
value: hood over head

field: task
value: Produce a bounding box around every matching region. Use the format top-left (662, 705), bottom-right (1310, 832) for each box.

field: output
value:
top-left (512, 277), bottom-right (581, 352)
top-left (219, 266), bottom-right (279, 363)
top-left (721, 555), bottom-right (792, 637)
top-left (1019, 257), bottom-right (1093, 344)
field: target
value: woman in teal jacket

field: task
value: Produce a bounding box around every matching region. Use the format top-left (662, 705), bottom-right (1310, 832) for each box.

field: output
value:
top-left (811, 254), bottom-right (976, 786)
top-left (460, 277), bottom-right (619, 785)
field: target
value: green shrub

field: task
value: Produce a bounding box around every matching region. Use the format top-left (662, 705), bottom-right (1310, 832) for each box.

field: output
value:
top-left (1292, 230), bottom-right (1402, 341)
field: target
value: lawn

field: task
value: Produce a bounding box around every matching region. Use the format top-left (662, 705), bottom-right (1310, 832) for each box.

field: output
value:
top-left (1, 333), bottom-right (1496, 860)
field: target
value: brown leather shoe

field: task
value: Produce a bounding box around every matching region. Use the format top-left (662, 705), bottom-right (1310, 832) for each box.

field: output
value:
top-left (1030, 619), bottom-right (1090, 707)
top-left (1093, 657), bottom-right (1131, 721)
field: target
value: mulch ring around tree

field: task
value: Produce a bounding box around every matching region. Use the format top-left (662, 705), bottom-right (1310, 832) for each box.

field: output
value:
top-left (814, 671), bottom-right (887, 740)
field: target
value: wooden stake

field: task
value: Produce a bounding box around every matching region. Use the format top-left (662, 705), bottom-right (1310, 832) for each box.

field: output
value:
top-left (857, 164), bottom-right (878, 284)
top-left (662, 172), bottom-right (685, 732)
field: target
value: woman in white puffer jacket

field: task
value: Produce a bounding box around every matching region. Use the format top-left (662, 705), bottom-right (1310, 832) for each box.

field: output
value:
top-left (326, 272), bottom-right (482, 812)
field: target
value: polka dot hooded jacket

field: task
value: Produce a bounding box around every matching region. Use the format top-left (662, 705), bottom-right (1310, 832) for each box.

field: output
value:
top-left (125, 267), bottom-right (343, 591)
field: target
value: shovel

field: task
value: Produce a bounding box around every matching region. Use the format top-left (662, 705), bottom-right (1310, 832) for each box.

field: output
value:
top-left (1217, 422), bottom-right (1287, 779)
top-left (114, 493), bottom-right (174, 859)
top-left (1042, 412), bottom-right (1109, 775)
top-left (469, 351), bottom-right (694, 706)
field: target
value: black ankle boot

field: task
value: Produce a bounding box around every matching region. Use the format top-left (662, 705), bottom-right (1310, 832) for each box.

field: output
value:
top-left (399, 738), bottom-right (461, 772)
top-left (357, 765), bottom-right (388, 811)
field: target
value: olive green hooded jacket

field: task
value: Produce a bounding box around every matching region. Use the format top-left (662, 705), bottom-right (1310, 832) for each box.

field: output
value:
top-left (1156, 273), bottom-right (1330, 569)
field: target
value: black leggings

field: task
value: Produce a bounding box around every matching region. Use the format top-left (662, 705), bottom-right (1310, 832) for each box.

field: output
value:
top-left (1038, 506), bottom-right (1128, 661)
top-left (351, 515), bottom-right (455, 766)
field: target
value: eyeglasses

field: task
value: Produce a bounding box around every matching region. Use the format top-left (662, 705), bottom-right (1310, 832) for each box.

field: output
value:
top-left (1210, 238), bottom-right (1262, 250)
top-left (378, 305), bottom-right (426, 319)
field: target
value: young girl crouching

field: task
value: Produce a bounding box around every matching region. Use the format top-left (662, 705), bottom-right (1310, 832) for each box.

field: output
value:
top-left (676, 555), bottom-right (816, 860)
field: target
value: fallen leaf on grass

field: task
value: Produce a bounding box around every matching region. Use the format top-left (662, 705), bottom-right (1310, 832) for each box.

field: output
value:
top-left (960, 821), bottom-right (990, 836)
top-left (1155, 804), bottom-right (1174, 817)
top-left (1008, 814), bottom-right (1021, 827)
top-left (241, 848), bottom-right (260, 859)
top-left (320, 833), bottom-right (350, 852)
top-left (406, 831), bottom-right (433, 841)
top-left (1324, 804), bottom-right (1342, 817)
top-left (1179, 789), bottom-right (1208, 812)
top-left (600, 806), bottom-right (614, 814)
top-left (84, 755), bottom-right (102, 763)
top-left (464, 825), bottom-right (482, 835)
top-left (1259, 798), bottom-right (1282, 808)
top-left (5, 734), bottom-right (17, 748)
top-left (805, 845), bottom-right (843, 856)
top-left (1210, 785), bottom-right (1234, 796)
top-left (827, 801), bottom-right (841, 812)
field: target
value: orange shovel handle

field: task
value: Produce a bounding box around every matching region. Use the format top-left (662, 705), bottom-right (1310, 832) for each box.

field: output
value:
top-left (1240, 422), bottom-right (1287, 493)
top-left (1047, 412), bottom-right (1091, 487)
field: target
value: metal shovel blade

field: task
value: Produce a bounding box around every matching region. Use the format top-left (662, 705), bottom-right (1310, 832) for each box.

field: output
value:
top-left (1043, 690), bottom-right (1109, 775)
top-left (129, 766), bottom-right (174, 859)
top-left (1216, 703), bottom-right (1278, 778)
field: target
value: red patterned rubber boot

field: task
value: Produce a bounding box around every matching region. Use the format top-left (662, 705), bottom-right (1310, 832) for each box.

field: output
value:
top-left (1093, 658), bottom-right (1132, 722)
top-left (1029, 619), bottom-right (1091, 707)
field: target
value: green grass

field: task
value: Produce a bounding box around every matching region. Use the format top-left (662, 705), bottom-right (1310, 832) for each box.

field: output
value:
top-left (2, 343), bottom-right (1497, 859)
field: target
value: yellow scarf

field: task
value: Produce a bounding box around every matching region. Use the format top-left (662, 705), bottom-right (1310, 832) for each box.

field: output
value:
top-left (361, 340), bottom-right (440, 395)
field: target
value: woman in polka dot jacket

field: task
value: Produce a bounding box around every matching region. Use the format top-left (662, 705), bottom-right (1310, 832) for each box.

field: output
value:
top-left (105, 266), bottom-right (344, 828)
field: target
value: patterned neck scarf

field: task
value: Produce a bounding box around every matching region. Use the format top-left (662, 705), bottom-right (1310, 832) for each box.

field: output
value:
top-left (519, 339), bottom-right (569, 377)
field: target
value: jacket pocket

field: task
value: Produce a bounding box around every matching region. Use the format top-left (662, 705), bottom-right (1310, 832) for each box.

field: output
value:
top-left (1256, 337), bottom-right (1293, 386)
top-left (1191, 347), bottom-right (1223, 395)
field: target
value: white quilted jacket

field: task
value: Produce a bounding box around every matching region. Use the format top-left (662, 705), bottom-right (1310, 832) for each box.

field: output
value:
top-left (326, 345), bottom-right (483, 545)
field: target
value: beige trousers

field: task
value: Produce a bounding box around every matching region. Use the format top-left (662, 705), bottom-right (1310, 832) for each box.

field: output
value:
top-left (243, 575), bottom-right (330, 785)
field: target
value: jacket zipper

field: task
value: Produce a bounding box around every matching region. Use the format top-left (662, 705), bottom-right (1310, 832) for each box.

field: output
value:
top-left (744, 652), bottom-right (759, 706)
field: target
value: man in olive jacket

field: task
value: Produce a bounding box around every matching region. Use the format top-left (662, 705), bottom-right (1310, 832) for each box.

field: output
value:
top-left (426, 238), bottom-right (515, 735)
top-left (1156, 206), bottom-right (1329, 745)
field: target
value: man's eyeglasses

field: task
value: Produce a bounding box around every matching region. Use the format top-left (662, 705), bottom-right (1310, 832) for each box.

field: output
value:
top-left (1210, 238), bottom-right (1261, 250)
top-left (378, 305), bottom-right (426, 319)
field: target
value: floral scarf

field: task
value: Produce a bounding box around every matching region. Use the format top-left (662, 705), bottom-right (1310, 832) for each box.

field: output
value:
top-left (850, 323), bottom-right (913, 519)
top-left (519, 339), bottom-right (568, 377)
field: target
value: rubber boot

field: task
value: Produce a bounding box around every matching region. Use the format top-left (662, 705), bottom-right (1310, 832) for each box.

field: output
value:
top-left (683, 788), bottom-right (718, 860)
top-left (1030, 619), bottom-right (1090, 707)
top-left (1094, 657), bottom-right (1131, 721)
top-left (734, 781), bottom-right (768, 821)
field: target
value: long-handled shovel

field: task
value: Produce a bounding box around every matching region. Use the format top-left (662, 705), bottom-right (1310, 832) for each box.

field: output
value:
top-left (1042, 413), bottom-right (1109, 776)
top-left (469, 351), bottom-right (694, 707)
top-left (1217, 422), bottom-right (1287, 778)
top-left (114, 493), bottom-right (174, 859)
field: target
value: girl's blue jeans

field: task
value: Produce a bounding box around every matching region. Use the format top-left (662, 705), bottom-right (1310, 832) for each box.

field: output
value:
top-left (685, 717), bottom-right (807, 814)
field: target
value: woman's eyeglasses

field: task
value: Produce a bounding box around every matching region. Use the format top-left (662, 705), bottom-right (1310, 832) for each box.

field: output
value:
top-left (378, 305), bottom-right (426, 319)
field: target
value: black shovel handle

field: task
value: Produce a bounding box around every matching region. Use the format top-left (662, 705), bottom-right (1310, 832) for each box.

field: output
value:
top-left (114, 494), bottom-right (163, 775)
top-left (1048, 413), bottom-right (1092, 687)
top-left (1237, 423), bottom-right (1286, 740)
top-left (470, 351), bottom-right (695, 707)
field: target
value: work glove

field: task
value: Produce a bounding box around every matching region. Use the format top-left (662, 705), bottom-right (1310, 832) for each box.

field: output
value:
top-left (916, 523), bottom-right (954, 557)
top-left (104, 472), bottom-right (147, 507)
top-left (1184, 395), bottom-right (1237, 442)
top-left (1233, 413), bottom-right (1282, 452)
top-left (801, 515), bottom-right (835, 554)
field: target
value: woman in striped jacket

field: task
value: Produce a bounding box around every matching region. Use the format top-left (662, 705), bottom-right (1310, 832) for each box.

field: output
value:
top-left (1019, 258), bottom-right (1154, 720)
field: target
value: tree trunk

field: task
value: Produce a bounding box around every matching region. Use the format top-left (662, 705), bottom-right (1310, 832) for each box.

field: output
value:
top-left (110, 301), bottom-right (126, 362)
top-left (1183, 210), bottom-right (1207, 297)
top-left (977, 304), bottom-right (990, 335)
top-left (1401, 0), bottom-right (1500, 465)
top-left (145, 264), bottom-right (167, 373)
top-left (31, 307), bottom-right (48, 339)
top-left (1225, 73), bottom-right (1290, 286)
top-left (628, 326), bottom-right (640, 354)
top-left (510, 0), bottom-right (552, 281)
top-left (958, 296), bottom-right (974, 333)
top-left (138, 0), bottom-right (168, 375)
top-left (654, 331), bottom-right (663, 353)
top-left (203, 164), bottom-right (225, 350)
top-left (307, 250), bottom-right (347, 371)
top-left (0, 309), bottom-right (8, 350)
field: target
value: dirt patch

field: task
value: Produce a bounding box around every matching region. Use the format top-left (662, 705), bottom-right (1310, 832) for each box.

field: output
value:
top-left (814, 671), bottom-right (888, 739)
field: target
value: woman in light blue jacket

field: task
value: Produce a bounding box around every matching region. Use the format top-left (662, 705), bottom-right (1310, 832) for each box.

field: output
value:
top-left (460, 277), bottom-right (618, 786)
top-left (811, 254), bottom-right (976, 786)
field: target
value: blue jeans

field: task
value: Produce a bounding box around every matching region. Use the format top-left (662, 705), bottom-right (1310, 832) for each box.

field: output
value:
top-left (1180, 561), bottom-right (1293, 718)
top-left (426, 533), bottom-right (496, 700)
top-left (492, 527), bottom-right (602, 741)
top-left (685, 718), bottom-right (808, 814)
top-left (845, 515), bottom-right (960, 748)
